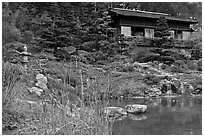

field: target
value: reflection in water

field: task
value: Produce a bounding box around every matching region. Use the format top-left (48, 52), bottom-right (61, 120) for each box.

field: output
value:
top-left (127, 114), bottom-right (147, 121)
top-left (111, 96), bottom-right (202, 135)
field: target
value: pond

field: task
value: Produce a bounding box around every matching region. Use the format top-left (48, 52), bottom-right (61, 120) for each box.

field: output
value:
top-left (111, 95), bottom-right (202, 135)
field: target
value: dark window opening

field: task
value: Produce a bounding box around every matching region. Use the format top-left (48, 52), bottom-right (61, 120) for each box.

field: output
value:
top-left (131, 27), bottom-right (144, 37)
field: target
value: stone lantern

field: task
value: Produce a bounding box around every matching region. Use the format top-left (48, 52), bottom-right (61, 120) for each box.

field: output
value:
top-left (19, 45), bottom-right (31, 69)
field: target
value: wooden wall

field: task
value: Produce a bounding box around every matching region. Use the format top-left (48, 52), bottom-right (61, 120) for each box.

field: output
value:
top-left (118, 16), bottom-right (191, 31)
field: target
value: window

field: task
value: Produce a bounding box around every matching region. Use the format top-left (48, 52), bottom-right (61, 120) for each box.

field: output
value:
top-left (131, 27), bottom-right (144, 37)
top-left (178, 34), bottom-right (182, 40)
top-left (145, 28), bottom-right (154, 38)
top-left (121, 26), bottom-right (131, 36)
top-left (169, 30), bottom-right (175, 38)
top-left (182, 31), bottom-right (190, 40)
top-left (175, 30), bottom-right (182, 40)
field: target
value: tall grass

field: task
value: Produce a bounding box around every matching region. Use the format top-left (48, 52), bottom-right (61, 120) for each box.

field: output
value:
top-left (2, 62), bottom-right (25, 109)
top-left (2, 60), bottom-right (112, 135)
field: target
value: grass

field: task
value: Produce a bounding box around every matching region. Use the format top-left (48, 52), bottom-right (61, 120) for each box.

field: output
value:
top-left (2, 59), bottom-right (113, 135)
top-left (3, 50), bottom-right (201, 135)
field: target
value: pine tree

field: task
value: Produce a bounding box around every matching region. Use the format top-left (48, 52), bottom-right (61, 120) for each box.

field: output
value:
top-left (154, 16), bottom-right (171, 39)
top-left (2, 3), bottom-right (21, 45)
top-left (32, 3), bottom-right (78, 51)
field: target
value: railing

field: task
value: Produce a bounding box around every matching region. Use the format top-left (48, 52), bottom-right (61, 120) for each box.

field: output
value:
top-left (123, 36), bottom-right (194, 49)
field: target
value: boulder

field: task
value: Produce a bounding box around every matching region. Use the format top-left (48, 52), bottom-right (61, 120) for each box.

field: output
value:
top-left (36, 82), bottom-right (48, 90)
top-left (125, 104), bottom-right (147, 114)
top-left (29, 87), bottom-right (43, 96)
top-left (36, 74), bottom-right (47, 84)
top-left (194, 84), bottom-right (202, 94)
top-left (103, 107), bottom-right (127, 117)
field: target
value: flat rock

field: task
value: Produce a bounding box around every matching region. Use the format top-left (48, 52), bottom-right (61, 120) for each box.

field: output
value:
top-left (125, 104), bottom-right (147, 114)
top-left (103, 107), bottom-right (127, 117)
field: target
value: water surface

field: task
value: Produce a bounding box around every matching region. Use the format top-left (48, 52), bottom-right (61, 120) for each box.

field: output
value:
top-left (111, 96), bottom-right (202, 135)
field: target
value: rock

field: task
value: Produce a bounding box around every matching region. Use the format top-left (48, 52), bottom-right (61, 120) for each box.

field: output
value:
top-left (133, 62), bottom-right (142, 68)
top-left (36, 82), bottom-right (48, 90)
top-left (36, 74), bottom-right (47, 84)
top-left (127, 114), bottom-right (147, 120)
top-left (65, 46), bottom-right (76, 54)
top-left (125, 104), bottom-right (147, 114)
top-left (77, 50), bottom-right (90, 56)
top-left (114, 115), bottom-right (127, 121)
top-left (194, 84), bottom-right (202, 94)
top-left (103, 107), bottom-right (127, 117)
top-left (29, 87), bottom-right (43, 96)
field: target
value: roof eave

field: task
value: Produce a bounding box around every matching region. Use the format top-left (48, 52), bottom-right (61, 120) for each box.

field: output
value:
top-left (110, 10), bottom-right (198, 24)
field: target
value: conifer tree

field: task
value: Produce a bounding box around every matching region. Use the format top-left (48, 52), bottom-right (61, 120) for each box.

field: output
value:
top-left (154, 16), bottom-right (171, 39)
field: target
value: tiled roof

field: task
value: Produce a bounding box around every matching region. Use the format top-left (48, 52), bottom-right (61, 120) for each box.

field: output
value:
top-left (110, 8), bottom-right (198, 24)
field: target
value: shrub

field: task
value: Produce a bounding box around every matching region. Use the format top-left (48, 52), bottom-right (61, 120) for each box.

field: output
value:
top-left (191, 48), bottom-right (202, 60)
top-left (174, 60), bottom-right (187, 69)
top-left (141, 54), bottom-right (161, 62)
top-left (134, 51), bottom-right (146, 62)
top-left (186, 60), bottom-right (198, 70)
top-left (159, 56), bottom-right (175, 64)
top-left (169, 65), bottom-right (185, 73)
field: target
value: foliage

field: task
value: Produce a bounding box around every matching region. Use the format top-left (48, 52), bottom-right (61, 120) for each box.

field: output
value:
top-left (2, 59), bottom-right (112, 135)
top-left (154, 16), bottom-right (171, 40)
top-left (2, 62), bottom-right (27, 132)
top-left (2, 4), bottom-right (21, 45)
top-left (191, 49), bottom-right (202, 60)
top-left (2, 62), bottom-right (25, 109)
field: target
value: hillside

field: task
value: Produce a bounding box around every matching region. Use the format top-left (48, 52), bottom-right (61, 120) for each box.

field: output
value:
top-left (2, 2), bottom-right (202, 135)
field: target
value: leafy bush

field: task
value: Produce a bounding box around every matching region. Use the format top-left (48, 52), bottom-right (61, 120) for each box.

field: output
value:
top-left (191, 48), bottom-right (202, 60)
top-left (169, 64), bottom-right (186, 73)
top-left (186, 60), bottom-right (198, 70)
top-left (159, 56), bottom-right (175, 64)
top-left (141, 54), bottom-right (160, 63)
top-left (134, 51), bottom-right (147, 62)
